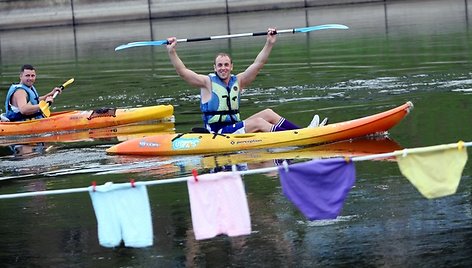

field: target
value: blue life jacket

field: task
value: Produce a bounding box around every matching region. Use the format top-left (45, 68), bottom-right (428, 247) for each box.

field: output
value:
top-left (201, 73), bottom-right (241, 125)
top-left (4, 83), bottom-right (43, 121)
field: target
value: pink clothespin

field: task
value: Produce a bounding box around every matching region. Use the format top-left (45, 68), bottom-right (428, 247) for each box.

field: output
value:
top-left (130, 178), bottom-right (136, 188)
top-left (192, 169), bottom-right (199, 182)
top-left (91, 181), bottom-right (97, 192)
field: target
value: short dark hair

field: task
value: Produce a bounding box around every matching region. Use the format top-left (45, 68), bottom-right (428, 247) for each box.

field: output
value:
top-left (20, 64), bottom-right (35, 72)
top-left (214, 53), bottom-right (232, 64)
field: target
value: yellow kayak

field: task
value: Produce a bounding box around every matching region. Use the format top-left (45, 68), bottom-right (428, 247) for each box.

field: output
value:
top-left (107, 102), bottom-right (413, 156)
top-left (0, 105), bottom-right (174, 136)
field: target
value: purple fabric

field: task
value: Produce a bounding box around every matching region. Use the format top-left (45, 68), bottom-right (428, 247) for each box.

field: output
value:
top-left (271, 125), bottom-right (287, 132)
top-left (271, 118), bottom-right (299, 132)
top-left (278, 158), bottom-right (356, 220)
top-left (278, 118), bottom-right (299, 130)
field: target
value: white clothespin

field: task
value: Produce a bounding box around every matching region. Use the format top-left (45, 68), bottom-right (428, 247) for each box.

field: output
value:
top-left (402, 148), bottom-right (408, 157)
top-left (282, 160), bottom-right (289, 172)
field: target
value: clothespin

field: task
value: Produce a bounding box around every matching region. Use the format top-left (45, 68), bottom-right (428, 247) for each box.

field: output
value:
top-left (344, 156), bottom-right (351, 163)
top-left (458, 140), bottom-right (465, 150)
top-left (130, 178), bottom-right (136, 188)
top-left (402, 148), bottom-right (408, 157)
top-left (91, 181), bottom-right (97, 192)
top-left (192, 169), bottom-right (199, 182)
top-left (282, 160), bottom-right (289, 172)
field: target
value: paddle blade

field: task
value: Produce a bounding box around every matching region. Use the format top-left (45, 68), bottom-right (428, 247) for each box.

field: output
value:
top-left (39, 100), bottom-right (51, 117)
top-left (41, 78), bottom-right (74, 117)
top-left (62, 78), bottom-right (75, 88)
top-left (115, 40), bottom-right (169, 51)
top-left (294, 24), bottom-right (349, 33)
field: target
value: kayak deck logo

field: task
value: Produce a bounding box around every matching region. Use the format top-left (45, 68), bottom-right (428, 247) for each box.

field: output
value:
top-left (139, 140), bottom-right (160, 148)
top-left (172, 137), bottom-right (200, 150)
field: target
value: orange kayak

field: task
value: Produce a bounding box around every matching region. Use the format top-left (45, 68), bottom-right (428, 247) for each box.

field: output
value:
top-left (0, 105), bottom-right (174, 136)
top-left (107, 102), bottom-right (413, 156)
top-left (0, 121), bottom-right (175, 146)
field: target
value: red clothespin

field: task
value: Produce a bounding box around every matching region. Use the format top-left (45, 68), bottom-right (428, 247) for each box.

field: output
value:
top-left (130, 178), bottom-right (136, 188)
top-left (192, 169), bottom-right (199, 182)
top-left (92, 181), bottom-right (97, 192)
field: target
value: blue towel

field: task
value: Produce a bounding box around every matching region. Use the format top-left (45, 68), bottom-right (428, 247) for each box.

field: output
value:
top-left (89, 182), bottom-right (153, 248)
top-left (278, 158), bottom-right (356, 220)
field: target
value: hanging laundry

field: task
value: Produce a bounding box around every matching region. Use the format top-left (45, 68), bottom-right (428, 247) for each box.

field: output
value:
top-left (278, 158), bottom-right (356, 220)
top-left (187, 172), bottom-right (251, 240)
top-left (89, 182), bottom-right (153, 248)
top-left (396, 145), bottom-right (468, 199)
top-left (89, 183), bottom-right (121, 247)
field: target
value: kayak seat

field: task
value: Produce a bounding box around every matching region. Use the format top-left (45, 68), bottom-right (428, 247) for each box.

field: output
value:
top-left (88, 108), bottom-right (117, 120)
top-left (171, 128), bottom-right (229, 142)
top-left (191, 127), bottom-right (210, 133)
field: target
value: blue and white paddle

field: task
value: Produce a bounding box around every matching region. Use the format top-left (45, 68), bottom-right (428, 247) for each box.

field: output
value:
top-left (115, 24), bottom-right (349, 51)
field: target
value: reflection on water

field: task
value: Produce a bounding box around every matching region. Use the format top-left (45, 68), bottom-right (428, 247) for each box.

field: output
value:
top-left (0, 136), bottom-right (399, 180)
top-left (4, 143), bottom-right (50, 159)
top-left (0, 1), bottom-right (472, 267)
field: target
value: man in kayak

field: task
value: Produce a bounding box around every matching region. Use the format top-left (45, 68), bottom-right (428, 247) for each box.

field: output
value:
top-left (2, 64), bottom-right (62, 122)
top-left (166, 28), bottom-right (327, 134)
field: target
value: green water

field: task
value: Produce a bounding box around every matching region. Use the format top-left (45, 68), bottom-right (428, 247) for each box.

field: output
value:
top-left (0, 2), bottom-right (471, 267)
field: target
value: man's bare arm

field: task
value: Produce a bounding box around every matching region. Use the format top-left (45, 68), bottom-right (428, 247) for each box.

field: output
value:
top-left (237, 28), bottom-right (277, 89)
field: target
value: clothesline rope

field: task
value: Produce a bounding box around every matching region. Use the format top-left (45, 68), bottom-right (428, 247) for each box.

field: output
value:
top-left (0, 140), bottom-right (470, 200)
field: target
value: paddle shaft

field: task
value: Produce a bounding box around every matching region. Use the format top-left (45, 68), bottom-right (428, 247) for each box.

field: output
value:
top-left (174, 29), bottom-right (293, 44)
top-left (115, 24), bottom-right (349, 50)
top-left (51, 89), bottom-right (60, 100)
top-left (48, 78), bottom-right (74, 104)
top-left (39, 78), bottom-right (74, 117)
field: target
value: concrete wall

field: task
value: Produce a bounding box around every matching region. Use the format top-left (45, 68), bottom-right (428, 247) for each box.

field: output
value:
top-left (1, 0), bottom-right (469, 66)
top-left (1, 0), bottom-right (470, 30)
top-left (0, 0), bottom-right (386, 30)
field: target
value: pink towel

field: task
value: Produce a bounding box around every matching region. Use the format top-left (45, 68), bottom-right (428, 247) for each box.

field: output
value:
top-left (187, 172), bottom-right (251, 240)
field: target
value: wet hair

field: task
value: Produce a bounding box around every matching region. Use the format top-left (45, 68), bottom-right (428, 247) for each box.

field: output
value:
top-left (20, 64), bottom-right (35, 73)
top-left (214, 53), bottom-right (232, 64)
